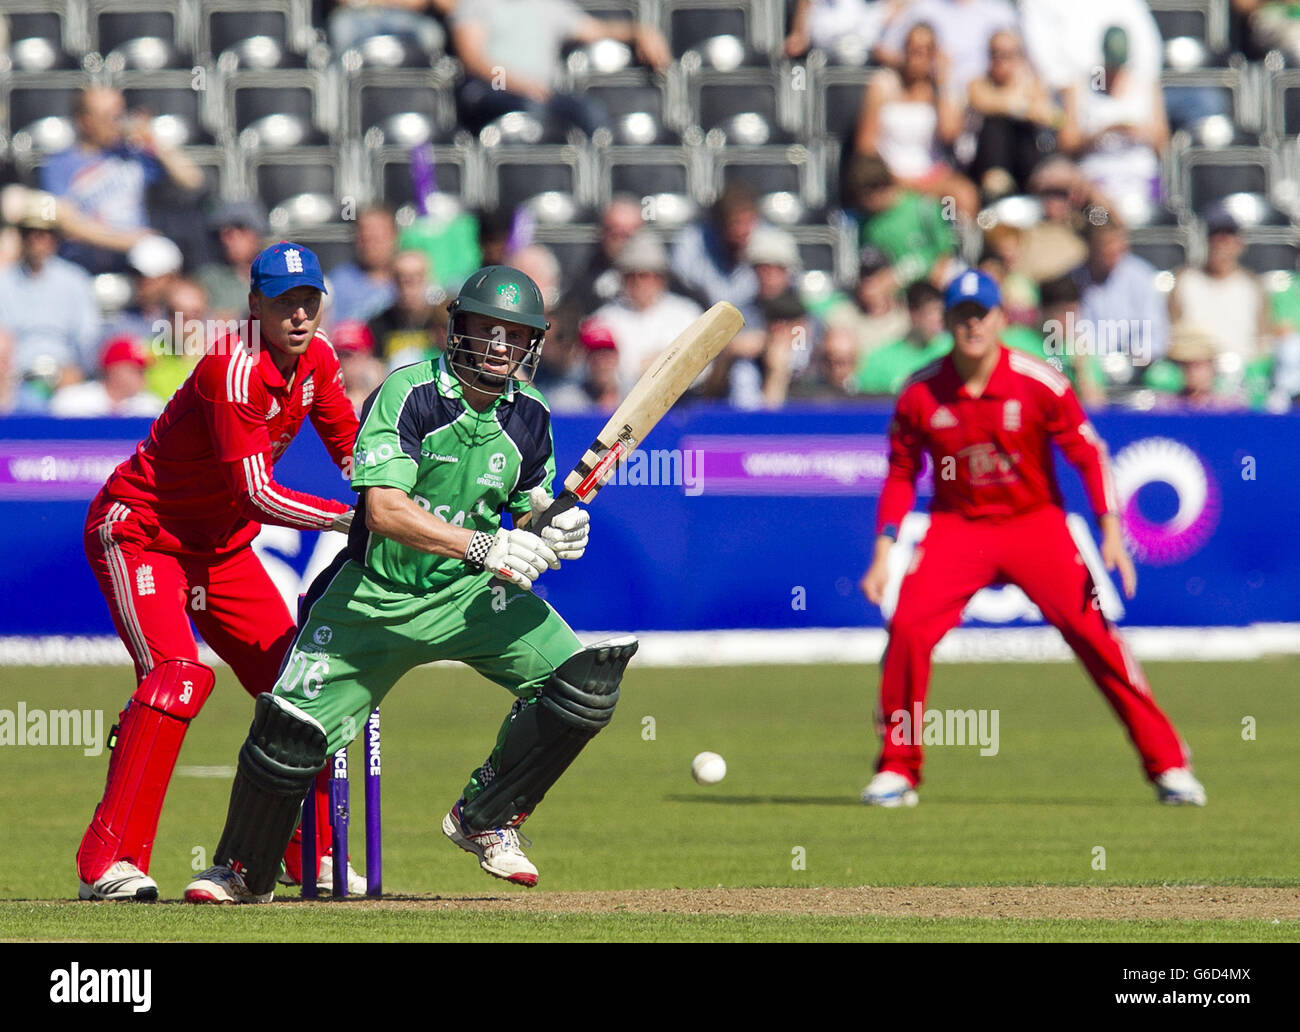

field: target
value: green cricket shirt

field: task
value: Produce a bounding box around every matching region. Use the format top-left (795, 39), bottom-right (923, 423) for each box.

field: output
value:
top-left (347, 355), bottom-right (556, 591)
top-left (854, 332), bottom-right (953, 396)
top-left (860, 192), bottom-right (957, 287)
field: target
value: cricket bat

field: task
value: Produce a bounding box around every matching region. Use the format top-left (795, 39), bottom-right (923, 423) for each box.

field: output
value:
top-left (529, 301), bottom-right (744, 534)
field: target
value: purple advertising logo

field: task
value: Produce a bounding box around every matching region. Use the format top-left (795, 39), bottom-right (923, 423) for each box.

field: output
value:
top-left (679, 434), bottom-right (932, 496)
top-left (1110, 437), bottom-right (1220, 565)
top-left (0, 440), bottom-right (134, 500)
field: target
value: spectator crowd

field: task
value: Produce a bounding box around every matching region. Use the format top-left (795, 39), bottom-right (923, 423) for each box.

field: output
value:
top-left (2, 0), bottom-right (1299, 417)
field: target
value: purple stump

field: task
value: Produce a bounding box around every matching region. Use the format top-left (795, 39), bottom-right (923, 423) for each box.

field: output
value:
top-left (330, 746), bottom-right (349, 897)
top-left (365, 709), bottom-right (382, 897)
top-left (300, 782), bottom-right (318, 900)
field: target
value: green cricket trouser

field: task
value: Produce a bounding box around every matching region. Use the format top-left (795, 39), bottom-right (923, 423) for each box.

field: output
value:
top-left (273, 556), bottom-right (582, 806)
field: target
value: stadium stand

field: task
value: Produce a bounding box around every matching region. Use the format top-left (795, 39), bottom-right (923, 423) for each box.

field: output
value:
top-left (2, 0), bottom-right (1299, 412)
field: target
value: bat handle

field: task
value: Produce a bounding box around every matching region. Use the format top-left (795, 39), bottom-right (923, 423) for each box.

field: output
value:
top-left (530, 490), bottom-right (580, 536)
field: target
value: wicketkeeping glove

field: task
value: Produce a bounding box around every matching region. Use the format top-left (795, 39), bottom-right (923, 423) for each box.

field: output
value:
top-left (527, 486), bottom-right (590, 560)
top-left (469, 528), bottom-right (560, 591)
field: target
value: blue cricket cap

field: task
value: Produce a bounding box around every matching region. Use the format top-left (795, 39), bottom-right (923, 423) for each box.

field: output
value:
top-left (250, 241), bottom-right (328, 298)
top-left (943, 269), bottom-right (1001, 313)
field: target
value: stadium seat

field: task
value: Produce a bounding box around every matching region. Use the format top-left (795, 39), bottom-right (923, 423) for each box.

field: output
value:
top-left (491, 155), bottom-right (587, 213)
top-left (1129, 240), bottom-right (1189, 271)
top-left (374, 141), bottom-right (477, 211)
top-left (1180, 147), bottom-right (1276, 213)
top-left (1128, 222), bottom-right (1194, 271)
top-left (6, 7), bottom-right (65, 48)
top-left (572, 1), bottom-right (639, 21)
top-left (531, 224), bottom-right (601, 294)
top-left (606, 152), bottom-right (692, 201)
top-left (230, 80), bottom-right (329, 144)
top-left (693, 71), bottom-right (790, 143)
top-left (342, 33), bottom-right (442, 70)
top-left (6, 83), bottom-right (84, 156)
top-left (121, 84), bottom-right (218, 147)
top-left (1214, 191), bottom-right (1292, 227)
top-left (662, 1), bottom-right (760, 61)
top-left (293, 229), bottom-right (356, 275)
top-left (94, 10), bottom-right (190, 72)
top-left (565, 38), bottom-right (637, 78)
top-left (6, 8), bottom-right (80, 72)
top-left (580, 73), bottom-right (680, 139)
top-left (1267, 73), bottom-right (1300, 139)
top-left (1148, 0), bottom-right (1229, 52)
top-left (1240, 237), bottom-right (1300, 274)
top-left (711, 145), bottom-right (823, 211)
top-left (1161, 41), bottom-right (1247, 131)
top-left (600, 146), bottom-right (698, 227)
top-left (354, 81), bottom-right (454, 145)
top-left (810, 62), bottom-right (874, 142)
top-left (203, 6), bottom-right (291, 58)
top-left (254, 160), bottom-right (339, 211)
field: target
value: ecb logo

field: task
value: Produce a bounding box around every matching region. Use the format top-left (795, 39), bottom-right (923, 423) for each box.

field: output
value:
top-left (313, 626), bottom-right (333, 645)
top-left (489, 452), bottom-right (507, 473)
top-left (284, 248), bottom-right (303, 273)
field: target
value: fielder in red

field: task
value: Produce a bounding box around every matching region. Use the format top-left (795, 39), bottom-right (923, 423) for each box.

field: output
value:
top-left (77, 242), bottom-right (360, 900)
top-left (858, 270), bottom-right (1205, 808)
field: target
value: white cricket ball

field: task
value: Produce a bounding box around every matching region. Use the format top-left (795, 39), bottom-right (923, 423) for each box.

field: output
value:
top-left (691, 751), bottom-right (727, 786)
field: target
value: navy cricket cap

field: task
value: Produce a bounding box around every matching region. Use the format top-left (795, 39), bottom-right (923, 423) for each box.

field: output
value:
top-left (944, 269), bottom-right (1001, 313)
top-left (251, 241), bottom-right (328, 298)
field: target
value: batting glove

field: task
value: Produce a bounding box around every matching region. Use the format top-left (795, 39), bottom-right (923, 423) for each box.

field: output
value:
top-left (330, 509), bottom-right (355, 534)
top-left (527, 486), bottom-right (590, 560)
top-left (472, 528), bottom-right (560, 591)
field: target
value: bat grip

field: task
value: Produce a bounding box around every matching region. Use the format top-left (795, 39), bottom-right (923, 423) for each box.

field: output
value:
top-left (530, 490), bottom-right (580, 536)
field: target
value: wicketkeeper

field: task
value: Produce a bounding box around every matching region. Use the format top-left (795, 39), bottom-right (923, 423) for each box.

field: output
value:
top-left (858, 270), bottom-right (1205, 808)
top-left (76, 242), bottom-right (360, 901)
top-left (186, 266), bottom-right (636, 903)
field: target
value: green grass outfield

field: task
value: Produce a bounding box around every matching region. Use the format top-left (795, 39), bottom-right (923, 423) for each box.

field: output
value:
top-left (1, 659), bottom-right (1297, 942)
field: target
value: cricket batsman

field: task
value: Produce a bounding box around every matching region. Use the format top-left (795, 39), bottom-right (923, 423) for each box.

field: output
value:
top-left (77, 242), bottom-right (360, 900)
top-left (184, 266), bottom-right (634, 903)
top-left (858, 270), bottom-right (1206, 808)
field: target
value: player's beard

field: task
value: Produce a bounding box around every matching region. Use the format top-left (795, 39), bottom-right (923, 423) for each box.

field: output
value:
top-left (449, 333), bottom-right (535, 394)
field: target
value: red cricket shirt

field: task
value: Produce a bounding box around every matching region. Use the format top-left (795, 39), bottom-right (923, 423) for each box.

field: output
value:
top-left (876, 344), bottom-right (1118, 535)
top-left (88, 329), bottom-right (359, 557)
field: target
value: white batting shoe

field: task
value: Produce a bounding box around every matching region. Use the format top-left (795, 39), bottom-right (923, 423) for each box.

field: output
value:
top-left (861, 771), bottom-right (920, 808)
top-left (184, 864), bottom-right (273, 904)
top-left (78, 860), bottom-right (158, 901)
top-left (277, 854), bottom-right (367, 894)
top-left (1154, 767), bottom-right (1207, 806)
top-left (442, 801), bottom-right (539, 886)
top-left (318, 855), bottom-right (368, 894)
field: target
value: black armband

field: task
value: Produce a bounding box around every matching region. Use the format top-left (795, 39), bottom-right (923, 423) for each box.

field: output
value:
top-left (880, 523), bottom-right (899, 542)
top-left (464, 530), bottom-right (494, 571)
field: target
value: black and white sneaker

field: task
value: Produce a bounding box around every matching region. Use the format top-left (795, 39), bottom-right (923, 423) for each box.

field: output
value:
top-left (78, 860), bottom-right (159, 901)
top-left (184, 863), bottom-right (273, 904)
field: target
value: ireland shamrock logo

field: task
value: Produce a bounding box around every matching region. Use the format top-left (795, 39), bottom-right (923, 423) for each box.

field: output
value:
top-left (497, 282), bottom-right (521, 304)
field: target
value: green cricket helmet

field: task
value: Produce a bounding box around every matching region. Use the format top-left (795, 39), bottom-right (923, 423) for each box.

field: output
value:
top-left (446, 265), bottom-right (550, 393)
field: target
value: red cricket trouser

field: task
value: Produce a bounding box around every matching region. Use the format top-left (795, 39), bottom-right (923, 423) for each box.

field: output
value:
top-left (877, 506), bottom-right (1188, 786)
top-left (84, 507), bottom-right (295, 690)
top-left (82, 504), bottom-right (329, 882)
